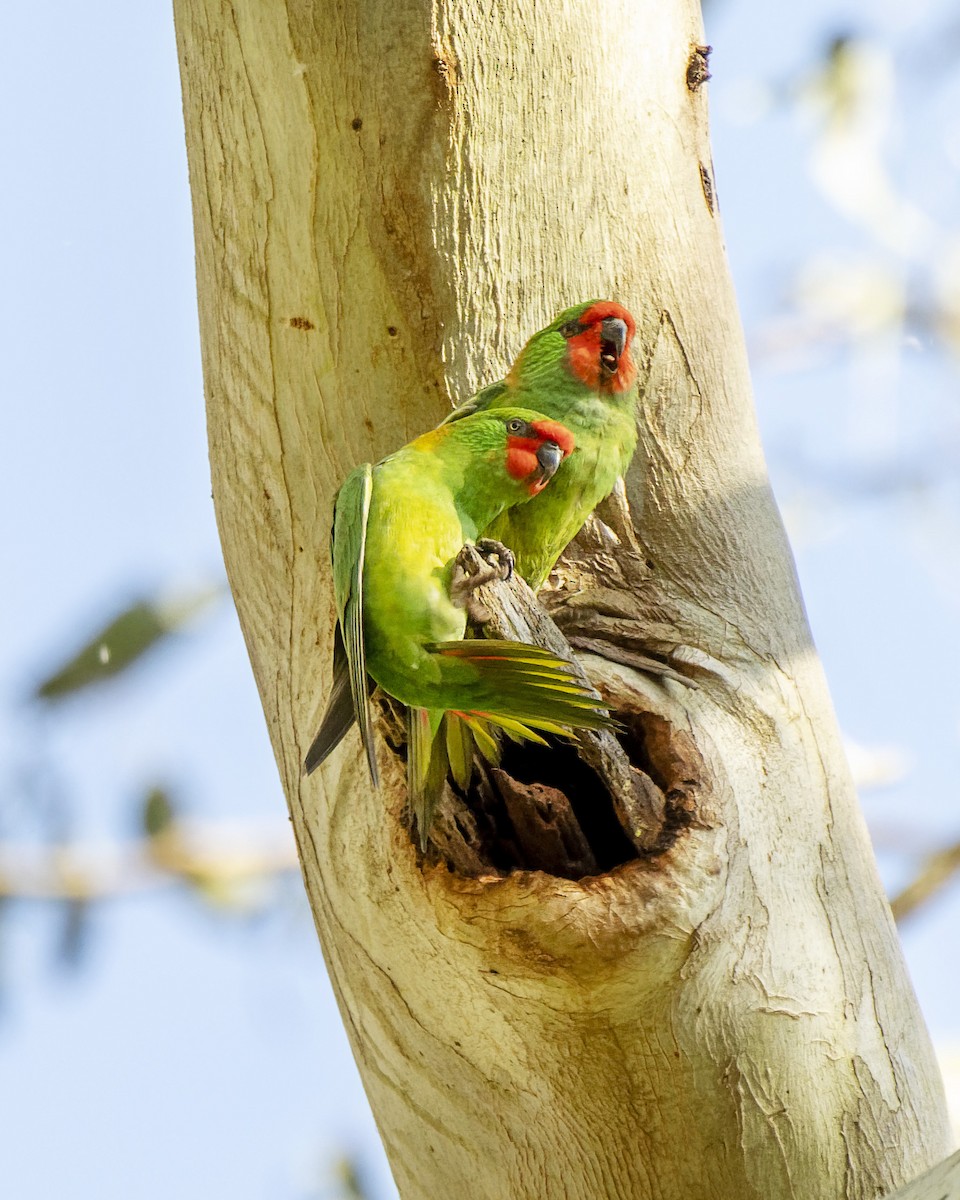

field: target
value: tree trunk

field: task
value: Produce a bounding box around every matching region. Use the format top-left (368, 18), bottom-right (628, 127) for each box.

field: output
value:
top-left (886, 1150), bottom-right (960, 1200)
top-left (173, 2), bottom-right (952, 1197)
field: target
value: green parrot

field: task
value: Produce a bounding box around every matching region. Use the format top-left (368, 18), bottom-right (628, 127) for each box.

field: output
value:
top-left (443, 300), bottom-right (639, 589)
top-left (303, 407), bottom-right (611, 845)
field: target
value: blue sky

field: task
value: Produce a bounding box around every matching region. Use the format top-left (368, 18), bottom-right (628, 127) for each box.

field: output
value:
top-left (2, 2), bottom-right (959, 1197)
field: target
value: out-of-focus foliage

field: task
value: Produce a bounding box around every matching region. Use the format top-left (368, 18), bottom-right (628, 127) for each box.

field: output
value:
top-left (334, 1155), bottom-right (377, 1200)
top-left (0, 584), bottom-right (299, 980)
top-left (745, 26), bottom-right (960, 374)
top-left (34, 587), bottom-right (223, 700)
top-left (803, 35), bottom-right (932, 258)
top-left (141, 785), bottom-right (177, 839)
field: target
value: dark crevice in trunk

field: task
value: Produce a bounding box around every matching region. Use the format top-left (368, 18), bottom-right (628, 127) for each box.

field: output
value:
top-left (421, 707), bottom-right (703, 880)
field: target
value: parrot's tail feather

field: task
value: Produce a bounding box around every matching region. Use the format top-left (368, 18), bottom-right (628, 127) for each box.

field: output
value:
top-left (445, 712), bottom-right (474, 790)
top-left (408, 640), bottom-right (613, 848)
top-left (303, 666), bottom-right (355, 775)
top-left (343, 467), bottom-right (379, 787)
top-left (304, 629), bottom-right (363, 776)
top-left (408, 707), bottom-right (447, 849)
top-left (426, 639), bottom-right (614, 732)
top-left (455, 713), bottom-right (505, 763)
top-left (307, 465), bottom-right (379, 785)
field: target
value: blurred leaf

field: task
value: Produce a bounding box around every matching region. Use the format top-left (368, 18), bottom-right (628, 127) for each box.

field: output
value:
top-left (334, 1155), bottom-right (374, 1200)
top-left (793, 253), bottom-right (904, 338)
top-left (35, 601), bottom-right (165, 699)
top-left (34, 586), bottom-right (222, 701)
top-left (141, 786), bottom-right (177, 839)
top-left (890, 841), bottom-right (960, 924)
top-left (932, 233), bottom-right (960, 348)
top-left (843, 737), bottom-right (910, 792)
top-left (801, 35), bottom-right (933, 258)
top-left (57, 897), bottom-right (90, 971)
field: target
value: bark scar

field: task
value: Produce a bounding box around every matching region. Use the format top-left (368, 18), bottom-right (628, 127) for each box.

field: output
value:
top-left (643, 310), bottom-right (705, 474)
top-left (432, 33), bottom-right (461, 99)
top-left (699, 162), bottom-right (716, 215)
top-left (687, 45), bottom-right (712, 92)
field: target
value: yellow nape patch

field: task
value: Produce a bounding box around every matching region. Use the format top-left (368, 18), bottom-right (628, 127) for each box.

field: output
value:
top-left (505, 348), bottom-right (526, 389)
top-left (409, 425), bottom-right (453, 453)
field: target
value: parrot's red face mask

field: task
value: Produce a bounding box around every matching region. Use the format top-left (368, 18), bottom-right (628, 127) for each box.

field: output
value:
top-left (560, 301), bottom-right (637, 394)
top-left (503, 417), bottom-right (576, 495)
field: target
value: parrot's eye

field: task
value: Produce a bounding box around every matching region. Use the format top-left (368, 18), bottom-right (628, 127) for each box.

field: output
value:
top-left (559, 320), bottom-right (582, 339)
top-left (506, 418), bottom-right (525, 434)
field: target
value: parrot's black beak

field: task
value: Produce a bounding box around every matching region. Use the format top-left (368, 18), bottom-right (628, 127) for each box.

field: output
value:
top-left (599, 316), bottom-right (628, 374)
top-left (536, 440), bottom-right (564, 485)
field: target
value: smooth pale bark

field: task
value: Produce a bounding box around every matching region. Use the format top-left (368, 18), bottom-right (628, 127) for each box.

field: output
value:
top-left (174, 2), bottom-right (952, 1197)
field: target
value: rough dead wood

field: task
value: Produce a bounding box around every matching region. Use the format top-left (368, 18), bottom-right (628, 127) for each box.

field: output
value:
top-left (491, 768), bottom-right (599, 877)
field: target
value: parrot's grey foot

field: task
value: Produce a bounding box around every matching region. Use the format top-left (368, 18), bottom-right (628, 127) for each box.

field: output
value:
top-left (475, 538), bottom-right (515, 582)
top-left (449, 575), bottom-right (491, 624)
top-left (450, 545), bottom-right (501, 597)
top-left (449, 561), bottom-right (494, 624)
top-left (450, 541), bottom-right (514, 624)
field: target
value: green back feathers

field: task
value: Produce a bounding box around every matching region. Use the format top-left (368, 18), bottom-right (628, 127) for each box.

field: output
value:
top-left (439, 308), bottom-right (596, 427)
top-left (415, 404), bottom-right (543, 458)
top-left (401, 407), bottom-right (574, 529)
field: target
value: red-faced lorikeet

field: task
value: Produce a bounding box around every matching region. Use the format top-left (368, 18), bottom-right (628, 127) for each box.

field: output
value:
top-left (303, 408), bottom-right (611, 845)
top-left (444, 301), bottom-right (639, 588)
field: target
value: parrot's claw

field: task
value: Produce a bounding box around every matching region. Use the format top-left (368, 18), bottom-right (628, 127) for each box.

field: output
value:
top-left (474, 539), bottom-right (515, 582)
top-left (449, 540), bottom-right (515, 625)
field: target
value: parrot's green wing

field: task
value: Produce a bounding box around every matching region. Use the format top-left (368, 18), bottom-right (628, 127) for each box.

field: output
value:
top-left (439, 380), bottom-right (509, 425)
top-left (304, 464), bottom-right (378, 785)
top-left (335, 464), bottom-right (378, 785)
